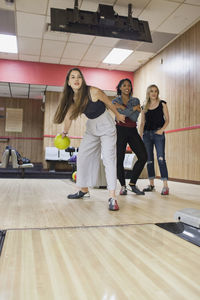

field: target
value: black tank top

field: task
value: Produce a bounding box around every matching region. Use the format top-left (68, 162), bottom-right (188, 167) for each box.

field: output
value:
top-left (144, 100), bottom-right (166, 131)
top-left (83, 91), bottom-right (106, 119)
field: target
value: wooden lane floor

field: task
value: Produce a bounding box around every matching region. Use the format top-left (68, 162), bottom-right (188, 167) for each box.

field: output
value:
top-left (0, 178), bottom-right (200, 229)
top-left (0, 225), bottom-right (199, 300)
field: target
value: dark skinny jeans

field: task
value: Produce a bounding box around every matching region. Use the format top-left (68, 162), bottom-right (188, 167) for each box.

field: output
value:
top-left (116, 125), bottom-right (147, 186)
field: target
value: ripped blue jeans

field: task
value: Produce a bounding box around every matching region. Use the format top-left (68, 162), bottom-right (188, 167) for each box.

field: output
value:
top-left (143, 130), bottom-right (168, 181)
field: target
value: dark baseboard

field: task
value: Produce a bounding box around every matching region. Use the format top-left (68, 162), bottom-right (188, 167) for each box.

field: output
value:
top-left (156, 176), bottom-right (200, 185)
top-left (0, 163), bottom-right (73, 179)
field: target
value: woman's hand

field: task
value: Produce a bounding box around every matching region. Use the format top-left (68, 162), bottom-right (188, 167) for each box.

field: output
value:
top-left (61, 132), bottom-right (68, 138)
top-left (133, 105), bottom-right (141, 112)
top-left (114, 103), bottom-right (125, 110)
top-left (155, 129), bottom-right (164, 135)
top-left (116, 113), bottom-right (126, 123)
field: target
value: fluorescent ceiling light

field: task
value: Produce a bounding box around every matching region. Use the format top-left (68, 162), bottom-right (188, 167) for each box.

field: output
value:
top-left (0, 34), bottom-right (18, 53)
top-left (103, 48), bottom-right (133, 64)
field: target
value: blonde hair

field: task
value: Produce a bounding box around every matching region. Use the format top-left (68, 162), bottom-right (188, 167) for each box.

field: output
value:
top-left (143, 84), bottom-right (160, 113)
top-left (54, 68), bottom-right (89, 123)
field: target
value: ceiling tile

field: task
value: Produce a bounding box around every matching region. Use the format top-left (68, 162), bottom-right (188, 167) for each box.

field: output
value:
top-left (80, 0), bottom-right (115, 12)
top-left (136, 31), bottom-right (177, 53)
top-left (13, 95), bottom-right (28, 99)
top-left (92, 36), bottom-right (119, 47)
top-left (0, 0), bottom-right (199, 97)
top-left (62, 42), bottom-right (89, 59)
top-left (79, 60), bottom-right (99, 68)
top-left (113, 64), bottom-right (137, 71)
top-left (0, 82), bottom-right (8, 86)
top-left (115, 39), bottom-right (141, 50)
top-left (82, 45), bottom-right (111, 62)
top-left (29, 91), bottom-right (43, 99)
top-left (114, 0), bottom-right (150, 17)
top-left (184, 0), bottom-right (200, 4)
top-left (0, 9), bottom-right (15, 35)
top-left (97, 63), bottom-right (115, 70)
top-left (123, 51), bottom-right (153, 65)
top-left (40, 56), bottom-right (60, 64)
top-left (97, 62), bottom-right (135, 72)
top-left (0, 0), bottom-right (15, 10)
top-left (60, 58), bottom-right (80, 65)
top-left (30, 84), bottom-right (46, 90)
top-left (46, 86), bottom-right (63, 92)
top-left (68, 33), bottom-right (95, 44)
top-left (16, 0), bottom-right (48, 15)
top-left (47, 0), bottom-right (75, 16)
top-left (18, 37), bottom-right (42, 55)
top-left (29, 84), bottom-right (45, 99)
top-left (157, 4), bottom-right (200, 34)
top-left (0, 92), bottom-right (11, 98)
top-left (162, 0), bottom-right (183, 2)
top-left (139, 0), bottom-right (180, 31)
top-left (19, 54), bottom-right (40, 62)
top-left (0, 82), bottom-right (10, 95)
top-left (44, 30), bottom-right (69, 42)
top-left (16, 11), bottom-right (46, 38)
top-left (10, 83), bottom-right (29, 98)
top-left (0, 53), bottom-right (18, 60)
top-left (41, 40), bottom-right (66, 57)
top-left (80, 0), bottom-right (99, 12)
top-left (10, 83), bottom-right (29, 88)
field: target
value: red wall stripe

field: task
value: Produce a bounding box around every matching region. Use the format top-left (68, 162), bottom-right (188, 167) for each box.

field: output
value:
top-left (0, 125), bottom-right (199, 141)
top-left (0, 59), bottom-right (133, 91)
top-left (44, 135), bottom-right (82, 139)
top-left (0, 136), bottom-right (43, 140)
top-left (165, 125), bottom-right (200, 134)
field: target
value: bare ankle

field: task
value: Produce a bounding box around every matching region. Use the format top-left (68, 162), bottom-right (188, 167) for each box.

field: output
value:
top-left (81, 188), bottom-right (88, 193)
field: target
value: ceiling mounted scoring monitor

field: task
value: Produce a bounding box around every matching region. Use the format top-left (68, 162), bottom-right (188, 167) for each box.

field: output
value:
top-left (50, 1), bottom-right (152, 43)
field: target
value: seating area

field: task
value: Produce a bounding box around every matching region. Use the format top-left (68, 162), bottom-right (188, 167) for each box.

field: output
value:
top-left (45, 147), bottom-right (71, 162)
top-left (0, 149), bottom-right (10, 168)
top-left (0, 147), bottom-right (78, 179)
top-left (0, 148), bottom-right (34, 178)
top-left (11, 149), bottom-right (34, 178)
top-left (45, 147), bottom-right (78, 172)
top-left (0, 148), bottom-right (147, 180)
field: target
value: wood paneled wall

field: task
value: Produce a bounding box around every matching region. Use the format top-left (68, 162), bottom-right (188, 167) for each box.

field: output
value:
top-left (134, 21), bottom-right (200, 182)
top-left (0, 97), bottom-right (44, 163)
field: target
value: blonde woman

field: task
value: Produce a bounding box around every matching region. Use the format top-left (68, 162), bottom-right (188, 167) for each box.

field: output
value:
top-left (54, 68), bottom-right (125, 211)
top-left (140, 84), bottom-right (169, 195)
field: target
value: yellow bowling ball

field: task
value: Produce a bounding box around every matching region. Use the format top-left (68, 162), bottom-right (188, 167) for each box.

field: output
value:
top-left (54, 134), bottom-right (70, 150)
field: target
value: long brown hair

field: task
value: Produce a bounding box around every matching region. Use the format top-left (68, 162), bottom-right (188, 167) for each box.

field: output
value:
top-left (54, 68), bottom-right (89, 123)
top-left (143, 84), bottom-right (160, 112)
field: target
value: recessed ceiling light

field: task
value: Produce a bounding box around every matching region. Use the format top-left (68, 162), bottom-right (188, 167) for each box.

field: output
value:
top-left (103, 48), bottom-right (133, 64)
top-left (0, 34), bottom-right (18, 53)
